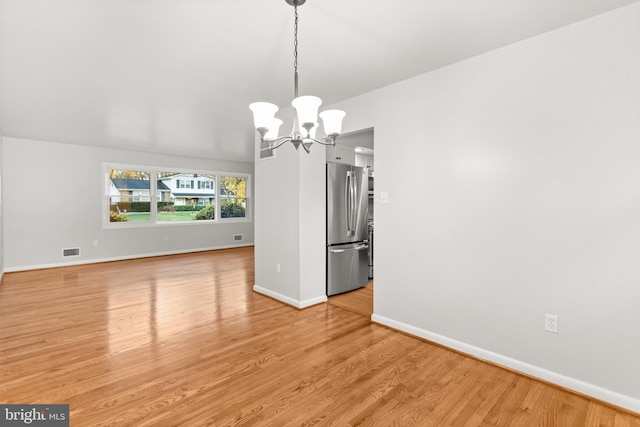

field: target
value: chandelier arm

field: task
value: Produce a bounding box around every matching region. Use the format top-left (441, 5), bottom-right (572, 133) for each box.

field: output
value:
top-left (268, 136), bottom-right (293, 150)
top-left (307, 137), bottom-right (336, 146)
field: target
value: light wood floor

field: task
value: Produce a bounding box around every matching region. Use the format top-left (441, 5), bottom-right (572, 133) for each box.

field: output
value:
top-left (1, 247), bottom-right (638, 426)
top-left (328, 281), bottom-right (373, 318)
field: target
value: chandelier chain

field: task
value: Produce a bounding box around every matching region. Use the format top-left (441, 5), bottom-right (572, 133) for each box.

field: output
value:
top-left (293, 1), bottom-right (299, 98)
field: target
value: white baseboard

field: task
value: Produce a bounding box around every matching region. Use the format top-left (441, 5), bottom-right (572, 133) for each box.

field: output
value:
top-left (253, 285), bottom-right (327, 309)
top-left (3, 243), bottom-right (253, 273)
top-left (371, 314), bottom-right (640, 414)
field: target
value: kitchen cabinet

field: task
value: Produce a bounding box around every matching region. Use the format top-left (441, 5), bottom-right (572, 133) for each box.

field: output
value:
top-left (327, 144), bottom-right (355, 165)
top-left (355, 153), bottom-right (374, 172)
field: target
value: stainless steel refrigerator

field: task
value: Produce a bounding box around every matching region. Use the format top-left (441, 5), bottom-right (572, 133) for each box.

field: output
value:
top-left (326, 162), bottom-right (369, 296)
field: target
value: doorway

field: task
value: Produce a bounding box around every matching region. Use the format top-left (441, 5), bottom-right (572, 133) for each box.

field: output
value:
top-left (327, 127), bottom-right (374, 318)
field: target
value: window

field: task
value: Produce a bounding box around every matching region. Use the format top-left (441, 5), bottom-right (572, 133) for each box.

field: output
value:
top-left (105, 165), bottom-right (249, 226)
top-left (157, 172), bottom-right (216, 222)
top-left (198, 181), bottom-right (214, 190)
top-left (108, 169), bottom-right (151, 223)
top-left (176, 179), bottom-right (194, 189)
top-left (220, 176), bottom-right (247, 219)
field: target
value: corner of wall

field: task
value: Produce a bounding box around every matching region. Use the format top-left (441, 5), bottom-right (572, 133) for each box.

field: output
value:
top-left (254, 139), bottom-right (303, 303)
top-left (0, 127), bottom-right (4, 281)
top-left (298, 145), bottom-right (327, 302)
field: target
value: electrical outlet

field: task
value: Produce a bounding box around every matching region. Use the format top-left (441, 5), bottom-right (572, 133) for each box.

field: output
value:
top-left (275, 263), bottom-right (281, 274)
top-left (380, 191), bottom-right (389, 205)
top-left (545, 314), bottom-right (558, 334)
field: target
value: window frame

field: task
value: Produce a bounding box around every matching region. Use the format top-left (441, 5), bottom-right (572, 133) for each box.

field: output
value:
top-left (219, 175), bottom-right (249, 220)
top-left (103, 163), bottom-right (251, 228)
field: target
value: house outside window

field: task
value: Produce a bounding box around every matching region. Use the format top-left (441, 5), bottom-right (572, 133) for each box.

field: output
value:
top-left (108, 169), bottom-right (151, 223)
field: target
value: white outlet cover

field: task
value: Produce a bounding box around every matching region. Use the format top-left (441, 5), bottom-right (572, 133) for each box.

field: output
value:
top-left (380, 191), bottom-right (389, 204)
top-left (545, 313), bottom-right (559, 334)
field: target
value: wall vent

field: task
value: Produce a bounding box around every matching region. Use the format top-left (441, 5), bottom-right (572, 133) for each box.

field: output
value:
top-left (233, 234), bottom-right (243, 241)
top-left (63, 248), bottom-right (80, 257)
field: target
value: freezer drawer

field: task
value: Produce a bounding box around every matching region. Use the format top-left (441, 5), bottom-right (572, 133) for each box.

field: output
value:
top-left (327, 242), bottom-right (369, 296)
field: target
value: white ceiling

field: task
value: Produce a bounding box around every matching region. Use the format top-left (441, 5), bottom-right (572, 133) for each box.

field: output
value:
top-left (0, 0), bottom-right (637, 163)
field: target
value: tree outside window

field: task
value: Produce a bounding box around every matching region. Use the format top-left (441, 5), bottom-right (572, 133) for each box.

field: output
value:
top-left (220, 177), bottom-right (247, 218)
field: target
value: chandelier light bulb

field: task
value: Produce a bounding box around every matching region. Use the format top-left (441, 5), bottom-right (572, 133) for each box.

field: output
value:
top-left (319, 109), bottom-right (346, 138)
top-left (292, 95), bottom-right (322, 129)
top-left (249, 102), bottom-right (278, 130)
top-left (264, 118), bottom-right (283, 140)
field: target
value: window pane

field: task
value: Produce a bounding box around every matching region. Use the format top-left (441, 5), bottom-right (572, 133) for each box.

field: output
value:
top-left (108, 169), bottom-right (151, 222)
top-left (156, 172), bottom-right (216, 222)
top-left (220, 176), bottom-right (247, 219)
top-left (221, 198), bottom-right (246, 218)
top-left (220, 176), bottom-right (246, 197)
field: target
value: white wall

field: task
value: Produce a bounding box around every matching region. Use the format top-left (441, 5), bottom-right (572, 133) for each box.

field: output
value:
top-left (254, 110), bottom-right (327, 308)
top-left (0, 128), bottom-right (4, 279)
top-left (329, 3), bottom-right (640, 411)
top-left (299, 144), bottom-right (326, 303)
top-left (3, 137), bottom-right (254, 271)
top-left (254, 141), bottom-right (302, 304)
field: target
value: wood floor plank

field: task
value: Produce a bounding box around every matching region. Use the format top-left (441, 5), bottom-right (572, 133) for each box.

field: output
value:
top-left (327, 282), bottom-right (373, 318)
top-left (1, 247), bottom-right (638, 426)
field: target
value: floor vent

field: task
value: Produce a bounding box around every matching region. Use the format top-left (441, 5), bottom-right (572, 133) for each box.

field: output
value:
top-left (233, 234), bottom-right (243, 241)
top-left (63, 248), bottom-right (80, 257)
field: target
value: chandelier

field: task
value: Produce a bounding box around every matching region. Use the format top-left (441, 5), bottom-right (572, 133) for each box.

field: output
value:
top-left (249, 0), bottom-right (346, 154)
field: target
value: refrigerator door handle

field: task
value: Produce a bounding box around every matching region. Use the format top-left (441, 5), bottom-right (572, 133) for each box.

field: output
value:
top-left (345, 171), bottom-right (355, 237)
top-left (354, 244), bottom-right (369, 251)
top-left (345, 172), bottom-right (350, 235)
top-left (349, 171), bottom-right (357, 236)
top-left (330, 248), bottom-right (346, 254)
